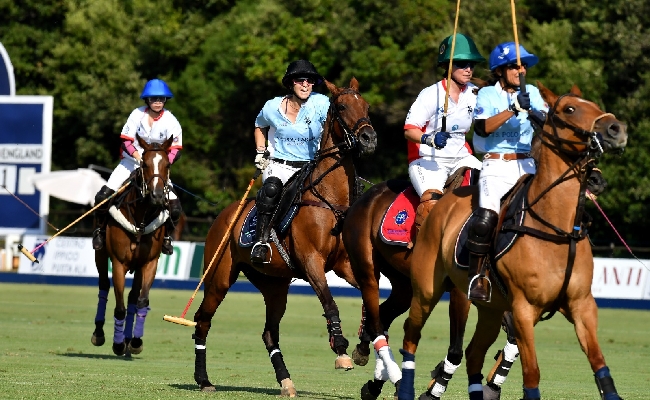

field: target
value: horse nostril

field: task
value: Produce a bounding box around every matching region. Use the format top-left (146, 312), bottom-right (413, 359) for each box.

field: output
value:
top-left (607, 123), bottom-right (621, 137)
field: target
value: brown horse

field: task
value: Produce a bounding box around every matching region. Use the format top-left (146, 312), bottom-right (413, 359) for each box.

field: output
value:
top-left (91, 134), bottom-right (174, 356)
top-left (397, 82), bottom-right (627, 400)
top-left (192, 78), bottom-right (377, 395)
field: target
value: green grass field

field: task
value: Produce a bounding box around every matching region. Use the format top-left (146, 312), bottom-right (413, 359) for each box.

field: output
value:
top-left (0, 282), bottom-right (648, 399)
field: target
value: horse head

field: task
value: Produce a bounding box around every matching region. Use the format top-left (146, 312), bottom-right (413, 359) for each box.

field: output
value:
top-left (136, 134), bottom-right (172, 206)
top-left (537, 82), bottom-right (627, 157)
top-left (323, 77), bottom-right (377, 157)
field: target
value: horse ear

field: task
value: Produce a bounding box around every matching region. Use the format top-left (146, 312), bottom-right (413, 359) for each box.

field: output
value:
top-left (349, 77), bottom-right (360, 91)
top-left (570, 84), bottom-right (583, 97)
top-left (136, 134), bottom-right (148, 150)
top-left (536, 81), bottom-right (557, 107)
top-left (324, 79), bottom-right (339, 96)
top-left (163, 135), bottom-right (174, 151)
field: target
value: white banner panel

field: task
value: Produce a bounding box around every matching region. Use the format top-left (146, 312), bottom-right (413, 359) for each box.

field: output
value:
top-left (591, 258), bottom-right (649, 300)
top-left (18, 235), bottom-right (192, 280)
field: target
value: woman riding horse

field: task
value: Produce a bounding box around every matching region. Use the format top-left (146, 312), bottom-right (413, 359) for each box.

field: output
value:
top-left (191, 77), bottom-right (377, 396)
top-left (398, 81), bottom-right (627, 400)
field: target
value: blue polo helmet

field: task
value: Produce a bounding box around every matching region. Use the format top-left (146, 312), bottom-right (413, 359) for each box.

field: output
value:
top-left (488, 42), bottom-right (539, 71)
top-left (140, 79), bottom-right (173, 99)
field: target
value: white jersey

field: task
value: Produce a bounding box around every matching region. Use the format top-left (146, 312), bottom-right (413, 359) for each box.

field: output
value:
top-left (404, 79), bottom-right (477, 163)
top-left (119, 106), bottom-right (183, 159)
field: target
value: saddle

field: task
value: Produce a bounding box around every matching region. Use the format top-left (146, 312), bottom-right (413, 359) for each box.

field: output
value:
top-left (379, 167), bottom-right (478, 246)
top-left (239, 164), bottom-right (315, 248)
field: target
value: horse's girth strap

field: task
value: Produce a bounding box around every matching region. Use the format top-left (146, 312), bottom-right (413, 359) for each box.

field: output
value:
top-left (300, 200), bottom-right (348, 212)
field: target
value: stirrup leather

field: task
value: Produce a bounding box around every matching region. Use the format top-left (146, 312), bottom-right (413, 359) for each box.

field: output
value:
top-left (251, 242), bottom-right (272, 264)
top-left (468, 274), bottom-right (492, 303)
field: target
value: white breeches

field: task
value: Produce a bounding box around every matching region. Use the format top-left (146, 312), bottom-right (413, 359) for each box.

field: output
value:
top-left (106, 157), bottom-right (177, 200)
top-left (478, 157), bottom-right (536, 212)
top-left (262, 160), bottom-right (301, 184)
top-left (408, 155), bottom-right (482, 197)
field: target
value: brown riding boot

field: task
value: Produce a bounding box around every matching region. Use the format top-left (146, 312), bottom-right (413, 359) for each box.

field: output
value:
top-left (465, 207), bottom-right (498, 302)
top-left (408, 189), bottom-right (443, 249)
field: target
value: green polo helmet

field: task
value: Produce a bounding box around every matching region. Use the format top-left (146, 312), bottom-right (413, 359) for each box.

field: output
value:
top-left (437, 33), bottom-right (485, 65)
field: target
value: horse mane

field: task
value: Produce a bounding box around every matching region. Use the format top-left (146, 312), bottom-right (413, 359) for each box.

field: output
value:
top-left (530, 133), bottom-right (542, 164)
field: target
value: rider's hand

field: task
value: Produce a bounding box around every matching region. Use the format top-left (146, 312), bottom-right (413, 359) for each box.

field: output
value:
top-left (254, 149), bottom-right (270, 170)
top-left (433, 131), bottom-right (451, 149)
top-left (528, 109), bottom-right (547, 131)
top-left (420, 133), bottom-right (434, 147)
top-left (516, 92), bottom-right (531, 110)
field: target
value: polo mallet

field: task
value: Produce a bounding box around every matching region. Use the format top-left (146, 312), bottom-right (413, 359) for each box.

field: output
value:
top-left (441, 0), bottom-right (462, 132)
top-left (510, 0), bottom-right (526, 93)
top-left (1, 184), bottom-right (60, 232)
top-left (163, 168), bottom-right (262, 327)
top-left (17, 181), bottom-right (131, 263)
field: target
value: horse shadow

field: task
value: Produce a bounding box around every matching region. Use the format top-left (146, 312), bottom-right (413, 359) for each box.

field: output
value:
top-left (59, 352), bottom-right (135, 361)
top-left (168, 383), bottom-right (354, 399)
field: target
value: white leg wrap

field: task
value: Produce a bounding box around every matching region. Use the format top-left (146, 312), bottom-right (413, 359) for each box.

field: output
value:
top-left (503, 341), bottom-right (519, 362)
top-left (195, 344), bottom-right (206, 350)
top-left (374, 350), bottom-right (389, 381)
top-left (492, 341), bottom-right (520, 386)
top-left (429, 357), bottom-right (461, 397)
top-left (377, 346), bottom-right (402, 384)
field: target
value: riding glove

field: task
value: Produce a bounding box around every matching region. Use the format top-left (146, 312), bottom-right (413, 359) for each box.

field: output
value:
top-left (254, 149), bottom-right (270, 170)
top-left (516, 92), bottom-right (531, 110)
top-left (528, 109), bottom-right (547, 131)
top-left (433, 131), bottom-right (452, 149)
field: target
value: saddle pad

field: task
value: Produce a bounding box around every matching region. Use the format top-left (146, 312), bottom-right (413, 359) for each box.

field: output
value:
top-left (454, 195), bottom-right (526, 269)
top-left (379, 186), bottom-right (419, 246)
top-left (239, 204), bottom-right (299, 248)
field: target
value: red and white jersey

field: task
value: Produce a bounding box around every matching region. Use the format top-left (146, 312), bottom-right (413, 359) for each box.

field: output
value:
top-left (119, 106), bottom-right (183, 158)
top-left (404, 79), bottom-right (476, 163)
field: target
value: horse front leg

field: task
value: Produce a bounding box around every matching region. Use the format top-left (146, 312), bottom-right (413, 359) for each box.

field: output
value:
top-left (483, 311), bottom-right (519, 400)
top-left (127, 262), bottom-right (151, 355)
top-left (92, 248), bottom-right (110, 347)
top-left (304, 266), bottom-right (353, 370)
top-left (567, 296), bottom-right (623, 400)
top-left (111, 261), bottom-right (128, 356)
top-left (510, 301), bottom-right (541, 400)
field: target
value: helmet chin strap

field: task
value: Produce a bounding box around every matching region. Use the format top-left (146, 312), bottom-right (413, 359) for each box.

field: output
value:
top-left (450, 75), bottom-right (467, 89)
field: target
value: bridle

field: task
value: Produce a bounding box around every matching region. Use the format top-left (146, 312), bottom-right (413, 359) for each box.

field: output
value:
top-left (137, 147), bottom-right (171, 199)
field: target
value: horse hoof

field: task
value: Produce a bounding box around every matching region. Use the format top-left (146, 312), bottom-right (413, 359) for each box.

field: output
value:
top-left (361, 380), bottom-right (381, 400)
top-left (128, 338), bottom-right (143, 355)
top-left (482, 383), bottom-right (501, 400)
top-left (352, 346), bottom-right (369, 366)
top-left (335, 354), bottom-right (354, 370)
top-left (91, 333), bottom-right (105, 346)
top-left (112, 341), bottom-right (126, 356)
top-left (200, 385), bottom-right (216, 393)
top-left (280, 378), bottom-right (297, 397)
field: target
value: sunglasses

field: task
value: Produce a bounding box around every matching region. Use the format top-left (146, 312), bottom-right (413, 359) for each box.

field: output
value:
top-left (147, 96), bottom-right (167, 103)
top-left (453, 61), bottom-right (477, 69)
top-left (293, 77), bottom-right (316, 85)
top-left (506, 63), bottom-right (528, 69)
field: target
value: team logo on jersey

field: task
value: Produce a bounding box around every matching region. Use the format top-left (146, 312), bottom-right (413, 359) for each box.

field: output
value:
top-left (395, 210), bottom-right (409, 225)
top-left (438, 106), bottom-right (445, 114)
top-left (451, 124), bottom-right (459, 131)
top-left (173, 136), bottom-right (179, 142)
top-left (475, 107), bottom-right (484, 116)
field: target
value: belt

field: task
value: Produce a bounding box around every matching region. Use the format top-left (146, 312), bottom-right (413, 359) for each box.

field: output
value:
top-left (270, 158), bottom-right (309, 168)
top-left (483, 152), bottom-right (531, 161)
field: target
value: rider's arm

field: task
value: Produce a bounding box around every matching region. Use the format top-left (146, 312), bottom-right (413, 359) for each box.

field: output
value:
top-left (404, 127), bottom-right (427, 143)
top-left (255, 126), bottom-right (269, 151)
top-left (474, 110), bottom-right (516, 137)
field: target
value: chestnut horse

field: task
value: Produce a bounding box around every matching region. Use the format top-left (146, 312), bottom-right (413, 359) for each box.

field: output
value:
top-left (397, 82), bottom-right (627, 400)
top-left (192, 78), bottom-right (377, 396)
top-left (91, 134), bottom-right (174, 356)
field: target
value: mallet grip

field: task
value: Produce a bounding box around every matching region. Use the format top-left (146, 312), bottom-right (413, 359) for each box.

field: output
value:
top-left (18, 244), bottom-right (38, 263)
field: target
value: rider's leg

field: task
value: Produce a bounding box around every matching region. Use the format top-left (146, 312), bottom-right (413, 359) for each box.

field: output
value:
top-left (466, 207), bottom-right (498, 302)
top-left (92, 185), bottom-right (116, 250)
top-left (162, 192), bottom-right (182, 255)
top-left (250, 176), bottom-right (283, 263)
top-left (414, 189), bottom-right (443, 239)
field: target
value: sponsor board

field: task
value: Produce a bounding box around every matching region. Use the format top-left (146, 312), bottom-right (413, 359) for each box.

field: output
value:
top-left (591, 258), bottom-right (649, 300)
top-left (17, 235), bottom-right (192, 280)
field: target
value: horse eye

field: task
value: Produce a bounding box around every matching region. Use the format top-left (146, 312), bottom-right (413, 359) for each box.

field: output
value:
top-left (564, 106), bottom-right (576, 114)
top-left (337, 104), bottom-right (346, 112)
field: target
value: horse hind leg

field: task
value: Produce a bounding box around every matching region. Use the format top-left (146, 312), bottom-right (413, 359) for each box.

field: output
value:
top-left (92, 249), bottom-right (110, 346)
top-left (483, 311), bottom-right (519, 400)
top-left (127, 298), bottom-right (149, 355)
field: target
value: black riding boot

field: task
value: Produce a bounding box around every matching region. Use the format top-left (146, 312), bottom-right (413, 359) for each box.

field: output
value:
top-left (250, 177), bottom-right (283, 264)
top-left (92, 186), bottom-right (116, 250)
top-left (466, 208), bottom-right (498, 302)
top-left (162, 198), bottom-right (182, 256)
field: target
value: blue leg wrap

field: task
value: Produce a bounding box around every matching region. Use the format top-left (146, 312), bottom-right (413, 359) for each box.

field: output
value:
top-left (398, 349), bottom-right (415, 400)
top-left (124, 304), bottom-right (136, 340)
top-left (522, 386), bottom-right (541, 399)
top-left (94, 289), bottom-right (109, 322)
top-left (595, 366), bottom-right (621, 400)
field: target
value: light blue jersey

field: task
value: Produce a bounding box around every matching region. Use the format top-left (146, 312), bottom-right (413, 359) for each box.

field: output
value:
top-left (255, 93), bottom-right (330, 161)
top-left (473, 82), bottom-right (548, 153)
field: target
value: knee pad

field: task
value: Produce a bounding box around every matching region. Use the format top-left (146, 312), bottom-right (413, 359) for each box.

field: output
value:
top-left (168, 199), bottom-right (183, 222)
top-left (467, 208), bottom-right (499, 253)
top-left (95, 185), bottom-right (116, 209)
top-left (256, 177), bottom-right (283, 214)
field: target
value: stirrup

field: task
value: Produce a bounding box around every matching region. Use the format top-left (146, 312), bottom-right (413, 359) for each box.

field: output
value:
top-left (162, 236), bottom-right (173, 255)
top-left (250, 242), bottom-right (272, 264)
top-left (468, 275), bottom-right (492, 302)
